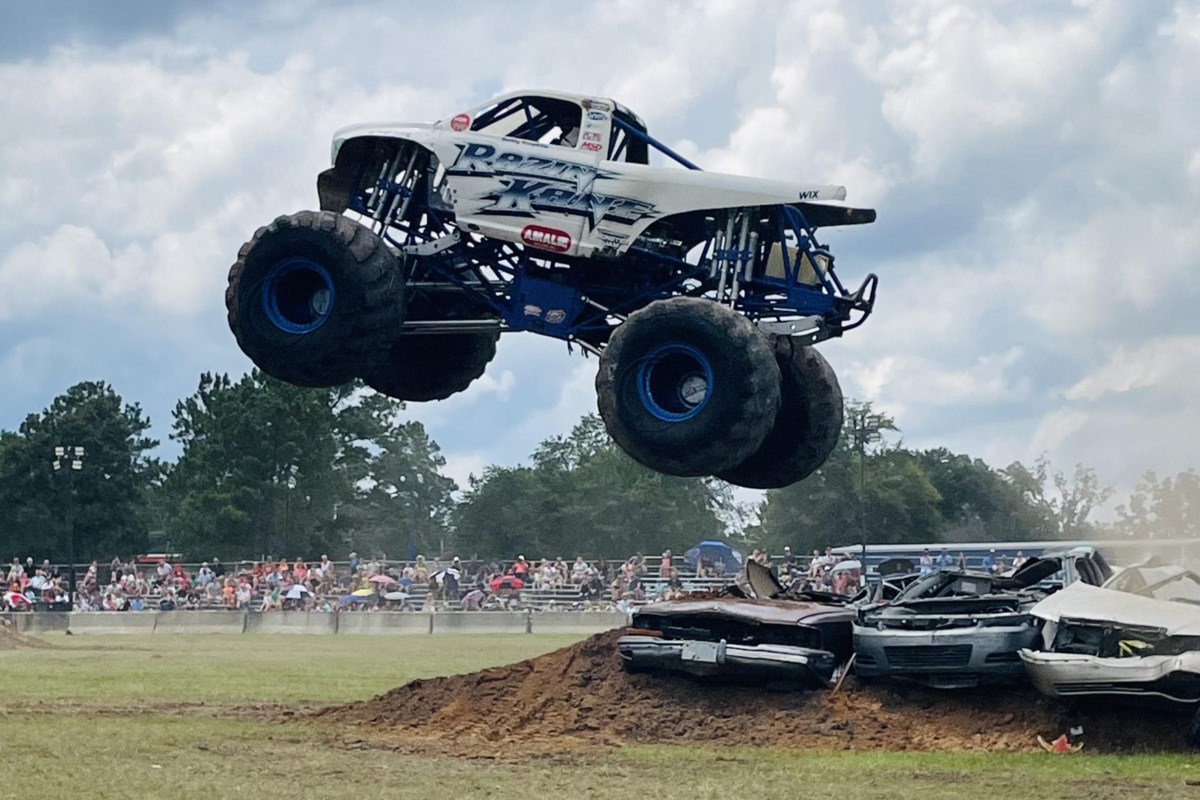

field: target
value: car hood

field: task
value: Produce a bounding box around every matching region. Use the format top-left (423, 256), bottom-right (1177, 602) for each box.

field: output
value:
top-left (1030, 581), bottom-right (1200, 635)
top-left (634, 598), bottom-right (853, 627)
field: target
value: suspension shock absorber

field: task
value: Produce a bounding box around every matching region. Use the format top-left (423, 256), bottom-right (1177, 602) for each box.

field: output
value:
top-left (727, 209), bottom-right (752, 306)
top-left (714, 211), bottom-right (736, 301)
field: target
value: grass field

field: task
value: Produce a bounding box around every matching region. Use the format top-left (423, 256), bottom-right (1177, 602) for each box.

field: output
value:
top-left (2, 632), bottom-right (1198, 800)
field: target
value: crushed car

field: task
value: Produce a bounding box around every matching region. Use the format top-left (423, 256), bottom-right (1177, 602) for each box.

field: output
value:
top-left (853, 547), bottom-right (1112, 689)
top-left (1020, 559), bottom-right (1200, 718)
top-left (618, 561), bottom-right (855, 688)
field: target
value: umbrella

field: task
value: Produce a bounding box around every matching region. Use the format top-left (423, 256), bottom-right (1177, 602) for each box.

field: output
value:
top-left (683, 540), bottom-right (744, 573)
top-left (3, 590), bottom-right (31, 607)
top-left (369, 574), bottom-right (397, 585)
top-left (831, 560), bottom-right (862, 573)
top-left (284, 584), bottom-right (310, 600)
top-left (351, 587), bottom-right (374, 596)
top-left (338, 593), bottom-right (372, 607)
top-left (490, 575), bottom-right (525, 591)
top-left (382, 590), bottom-right (410, 601)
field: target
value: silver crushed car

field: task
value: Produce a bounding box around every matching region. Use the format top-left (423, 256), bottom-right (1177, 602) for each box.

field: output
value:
top-left (853, 548), bottom-right (1111, 689)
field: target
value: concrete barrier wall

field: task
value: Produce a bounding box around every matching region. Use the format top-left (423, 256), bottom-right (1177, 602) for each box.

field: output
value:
top-left (529, 610), bottom-right (629, 635)
top-left (335, 612), bottom-right (432, 635)
top-left (10, 610), bottom-right (624, 635)
top-left (432, 611), bottom-right (530, 634)
top-left (154, 610), bottom-right (246, 634)
top-left (245, 610), bottom-right (337, 634)
top-left (67, 612), bottom-right (158, 634)
top-left (25, 612), bottom-right (71, 634)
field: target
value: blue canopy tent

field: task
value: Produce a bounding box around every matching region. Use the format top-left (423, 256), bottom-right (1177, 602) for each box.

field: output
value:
top-left (684, 540), bottom-right (745, 573)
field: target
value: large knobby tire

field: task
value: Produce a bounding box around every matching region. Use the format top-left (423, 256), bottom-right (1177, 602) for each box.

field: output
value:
top-left (596, 297), bottom-right (781, 477)
top-left (716, 338), bottom-right (844, 489)
top-left (226, 211), bottom-right (404, 387)
top-left (360, 294), bottom-right (499, 402)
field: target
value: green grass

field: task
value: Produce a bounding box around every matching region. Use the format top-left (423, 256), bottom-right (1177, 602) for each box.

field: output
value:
top-left (2, 633), bottom-right (1198, 800)
top-left (0, 632), bottom-right (585, 705)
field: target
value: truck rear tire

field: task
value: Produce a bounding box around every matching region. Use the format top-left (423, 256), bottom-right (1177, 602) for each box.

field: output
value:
top-left (596, 298), bottom-right (780, 477)
top-left (361, 294), bottom-right (499, 402)
top-left (226, 211), bottom-right (403, 387)
top-left (363, 330), bottom-right (499, 402)
top-left (716, 338), bottom-right (843, 489)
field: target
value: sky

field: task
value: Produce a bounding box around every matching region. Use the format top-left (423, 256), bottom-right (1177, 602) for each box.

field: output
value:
top-left (1, 0), bottom-right (1198, 512)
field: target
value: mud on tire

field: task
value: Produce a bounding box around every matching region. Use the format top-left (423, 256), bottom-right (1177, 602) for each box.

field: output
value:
top-left (226, 211), bottom-right (404, 387)
top-left (716, 338), bottom-right (844, 489)
top-left (596, 297), bottom-right (780, 477)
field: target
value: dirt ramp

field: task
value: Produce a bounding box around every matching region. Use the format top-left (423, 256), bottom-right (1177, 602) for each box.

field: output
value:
top-left (0, 619), bottom-right (47, 649)
top-left (324, 630), bottom-right (1193, 754)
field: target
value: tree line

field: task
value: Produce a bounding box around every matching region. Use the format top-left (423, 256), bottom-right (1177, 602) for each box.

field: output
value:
top-left (0, 373), bottom-right (1195, 563)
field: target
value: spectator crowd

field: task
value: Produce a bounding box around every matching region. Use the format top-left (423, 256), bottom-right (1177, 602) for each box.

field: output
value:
top-left (3, 546), bottom-right (881, 614)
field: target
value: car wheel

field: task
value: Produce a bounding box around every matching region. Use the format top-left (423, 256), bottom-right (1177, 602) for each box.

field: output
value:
top-left (716, 338), bottom-right (844, 489)
top-left (226, 211), bottom-right (404, 387)
top-left (596, 297), bottom-right (780, 477)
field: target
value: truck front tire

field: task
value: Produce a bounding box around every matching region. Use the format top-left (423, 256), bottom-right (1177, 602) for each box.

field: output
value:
top-left (226, 211), bottom-right (403, 387)
top-left (596, 298), bottom-right (780, 477)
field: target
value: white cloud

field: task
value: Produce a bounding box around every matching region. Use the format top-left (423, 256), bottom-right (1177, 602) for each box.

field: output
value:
top-left (1, 0), bottom-right (1200, 511)
top-left (1066, 337), bottom-right (1200, 401)
top-left (440, 451), bottom-right (488, 494)
top-left (470, 369), bottom-right (516, 400)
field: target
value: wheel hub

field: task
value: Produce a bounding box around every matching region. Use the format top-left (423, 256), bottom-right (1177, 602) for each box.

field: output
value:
top-left (263, 258), bottom-right (336, 334)
top-left (637, 344), bottom-right (714, 422)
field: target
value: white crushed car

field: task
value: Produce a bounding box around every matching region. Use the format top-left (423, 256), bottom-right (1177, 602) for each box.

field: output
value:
top-left (1020, 561), bottom-right (1200, 705)
top-left (1020, 581), bottom-right (1200, 706)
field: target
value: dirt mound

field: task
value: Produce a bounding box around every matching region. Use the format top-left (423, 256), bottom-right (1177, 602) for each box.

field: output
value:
top-left (0, 619), bottom-right (46, 649)
top-left (323, 631), bottom-right (1193, 755)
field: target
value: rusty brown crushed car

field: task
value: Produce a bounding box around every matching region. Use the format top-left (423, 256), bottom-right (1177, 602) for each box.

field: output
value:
top-left (617, 561), bottom-right (857, 687)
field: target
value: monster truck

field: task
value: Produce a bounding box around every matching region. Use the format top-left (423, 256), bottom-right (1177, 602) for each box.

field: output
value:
top-left (226, 90), bottom-right (877, 488)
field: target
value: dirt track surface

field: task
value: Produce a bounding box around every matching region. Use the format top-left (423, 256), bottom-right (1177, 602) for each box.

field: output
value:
top-left (0, 621), bottom-right (46, 650)
top-left (322, 630), bottom-right (1194, 755)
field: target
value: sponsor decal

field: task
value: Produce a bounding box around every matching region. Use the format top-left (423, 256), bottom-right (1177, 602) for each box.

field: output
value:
top-left (521, 225), bottom-right (573, 253)
top-left (587, 110), bottom-right (608, 122)
top-left (450, 113), bottom-right (471, 132)
top-left (581, 98), bottom-right (612, 112)
top-left (452, 142), bottom-right (593, 181)
top-left (798, 190), bottom-right (821, 200)
top-left (597, 229), bottom-right (629, 249)
top-left (582, 131), bottom-right (602, 142)
top-left (581, 141), bottom-right (603, 152)
top-left (448, 143), bottom-right (658, 228)
top-left (481, 179), bottom-right (656, 227)
top-left (523, 304), bottom-right (543, 316)
top-left (544, 309), bottom-right (567, 324)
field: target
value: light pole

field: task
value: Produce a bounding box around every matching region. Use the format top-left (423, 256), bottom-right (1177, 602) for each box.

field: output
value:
top-left (398, 472), bottom-right (424, 561)
top-left (52, 445), bottom-right (85, 605)
top-left (850, 411), bottom-right (882, 585)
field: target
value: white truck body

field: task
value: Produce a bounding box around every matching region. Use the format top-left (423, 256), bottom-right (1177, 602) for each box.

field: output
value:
top-left (329, 90), bottom-right (848, 259)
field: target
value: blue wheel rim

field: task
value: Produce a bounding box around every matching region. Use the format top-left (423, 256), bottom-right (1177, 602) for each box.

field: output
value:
top-left (262, 258), bottom-right (335, 334)
top-left (636, 343), bottom-right (713, 422)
